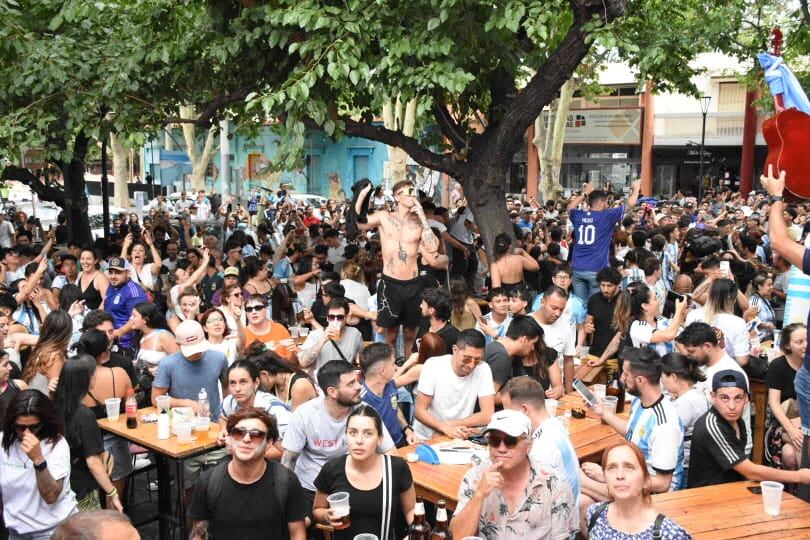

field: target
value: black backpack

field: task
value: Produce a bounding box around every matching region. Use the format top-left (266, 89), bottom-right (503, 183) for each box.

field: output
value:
top-left (587, 502), bottom-right (666, 539)
top-left (205, 458), bottom-right (295, 539)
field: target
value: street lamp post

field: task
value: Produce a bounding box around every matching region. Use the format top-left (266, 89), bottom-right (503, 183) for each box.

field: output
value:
top-left (698, 95), bottom-right (711, 203)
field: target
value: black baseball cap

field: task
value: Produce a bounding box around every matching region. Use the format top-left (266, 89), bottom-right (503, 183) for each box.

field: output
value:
top-left (712, 370), bottom-right (749, 394)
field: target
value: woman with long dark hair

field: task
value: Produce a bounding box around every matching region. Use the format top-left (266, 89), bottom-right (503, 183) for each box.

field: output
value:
top-left (74, 330), bottom-right (134, 497)
top-left (22, 310), bottom-right (73, 395)
top-left (201, 308), bottom-right (239, 366)
top-left (490, 233), bottom-right (539, 294)
top-left (613, 283), bottom-right (686, 357)
top-left (661, 352), bottom-right (708, 485)
top-left (512, 324), bottom-right (563, 398)
top-left (53, 355), bottom-right (123, 512)
top-left (1, 390), bottom-right (78, 537)
top-left (394, 332), bottom-right (446, 388)
top-left (748, 273), bottom-right (776, 342)
top-left (247, 343), bottom-right (317, 410)
top-left (270, 281), bottom-right (297, 329)
top-left (313, 404), bottom-right (415, 540)
top-left (244, 257), bottom-right (273, 299)
top-left (130, 302), bottom-right (178, 377)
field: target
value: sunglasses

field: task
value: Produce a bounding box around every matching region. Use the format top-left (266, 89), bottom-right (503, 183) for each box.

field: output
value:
top-left (205, 317), bottom-right (224, 324)
top-left (229, 427), bottom-right (267, 442)
top-left (244, 305), bottom-right (267, 313)
top-left (327, 314), bottom-right (345, 321)
top-left (396, 188), bottom-right (415, 196)
top-left (14, 423), bottom-right (43, 435)
top-left (485, 433), bottom-right (521, 448)
top-left (230, 292), bottom-right (243, 297)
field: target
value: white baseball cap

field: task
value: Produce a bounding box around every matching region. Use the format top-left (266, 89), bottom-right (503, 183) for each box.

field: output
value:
top-left (483, 409), bottom-right (532, 438)
top-left (175, 320), bottom-right (209, 357)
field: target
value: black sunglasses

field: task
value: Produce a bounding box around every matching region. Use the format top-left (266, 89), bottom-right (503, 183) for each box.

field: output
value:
top-left (327, 314), bottom-right (345, 321)
top-left (485, 432), bottom-right (521, 448)
top-left (14, 423), bottom-right (43, 435)
top-left (229, 427), bottom-right (267, 442)
top-left (244, 305), bottom-right (267, 313)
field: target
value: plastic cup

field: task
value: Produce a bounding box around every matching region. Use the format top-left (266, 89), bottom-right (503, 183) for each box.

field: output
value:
top-left (289, 326), bottom-right (300, 339)
top-left (105, 398), bottom-right (121, 421)
top-left (327, 491), bottom-right (350, 516)
top-left (593, 384), bottom-right (607, 400)
top-left (156, 395), bottom-right (171, 413)
top-left (761, 481), bottom-right (784, 516)
top-left (354, 535), bottom-right (378, 540)
top-left (579, 346), bottom-right (590, 359)
top-left (175, 421), bottom-right (194, 443)
top-left (299, 326), bottom-right (310, 338)
top-left (194, 416), bottom-right (211, 432)
top-left (462, 537), bottom-right (485, 540)
top-left (545, 399), bottom-right (559, 417)
top-left (603, 396), bottom-right (618, 415)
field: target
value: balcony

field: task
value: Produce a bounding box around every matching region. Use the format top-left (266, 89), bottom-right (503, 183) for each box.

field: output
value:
top-left (654, 112), bottom-right (765, 146)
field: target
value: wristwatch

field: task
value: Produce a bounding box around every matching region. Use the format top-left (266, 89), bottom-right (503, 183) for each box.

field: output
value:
top-left (33, 460), bottom-right (47, 472)
top-left (770, 195), bottom-right (784, 203)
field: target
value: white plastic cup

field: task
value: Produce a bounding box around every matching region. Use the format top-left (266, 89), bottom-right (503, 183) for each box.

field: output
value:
top-left (761, 481), bottom-right (784, 516)
top-left (175, 421), bottom-right (194, 443)
top-left (593, 384), bottom-right (607, 400)
top-left (105, 398), bottom-right (121, 421)
top-left (353, 535), bottom-right (378, 540)
top-left (299, 326), bottom-right (310, 338)
top-left (289, 326), bottom-right (300, 339)
top-left (327, 491), bottom-right (350, 517)
top-left (156, 395), bottom-right (171, 413)
top-left (157, 413), bottom-right (171, 440)
top-left (462, 537), bottom-right (485, 540)
top-left (194, 416), bottom-right (211, 432)
top-left (579, 346), bottom-right (590, 359)
top-left (545, 399), bottom-right (559, 417)
top-left (603, 396), bottom-right (618, 415)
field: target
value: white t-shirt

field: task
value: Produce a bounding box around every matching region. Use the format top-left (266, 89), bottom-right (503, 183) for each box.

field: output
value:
top-left (413, 354), bottom-right (495, 440)
top-left (668, 387), bottom-right (709, 476)
top-left (538, 317), bottom-right (576, 361)
top-left (340, 279), bottom-right (370, 310)
top-left (282, 397), bottom-right (395, 491)
top-left (686, 309), bottom-right (750, 359)
top-left (448, 207), bottom-right (475, 244)
top-left (297, 281), bottom-right (318, 310)
top-left (0, 437), bottom-right (76, 534)
top-left (0, 220), bottom-right (14, 249)
top-left (129, 262), bottom-right (156, 291)
top-left (427, 218), bottom-right (447, 235)
top-left (696, 354), bottom-right (753, 455)
top-left (629, 319), bottom-right (675, 357)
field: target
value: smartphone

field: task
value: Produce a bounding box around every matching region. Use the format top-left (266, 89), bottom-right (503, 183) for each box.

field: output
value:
top-left (663, 290), bottom-right (685, 319)
top-left (573, 379), bottom-right (599, 407)
top-left (747, 486), bottom-right (762, 495)
top-left (719, 260), bottom-right (731, 276)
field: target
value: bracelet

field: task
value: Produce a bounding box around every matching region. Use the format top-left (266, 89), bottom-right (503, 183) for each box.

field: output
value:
top-left (33, 460), bottom-right (48, 471)
top-left (770, 196), bottom-right (784, 203)
top-left (403, 425), bottom-right (412, 432)
top-left (106, 487), bottom-right (118, 498)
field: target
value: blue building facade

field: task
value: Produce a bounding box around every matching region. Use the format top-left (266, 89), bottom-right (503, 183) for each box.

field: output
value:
top-left (141, 126), bottom-right (390, 198)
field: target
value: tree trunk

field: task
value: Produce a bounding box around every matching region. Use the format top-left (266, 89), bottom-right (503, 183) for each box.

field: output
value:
top-left (459, 164), bottom-right (514, 257)
top-left (190, 125), bottom-right (217, 191)
top-left (383, 97), bottom-right (418, 187)
top-left (110, 133), bottom-right (130, 208)
top-left (63, 136), bottom-right (92, 244)
top-left (535, 78), bottom-right (575, 201)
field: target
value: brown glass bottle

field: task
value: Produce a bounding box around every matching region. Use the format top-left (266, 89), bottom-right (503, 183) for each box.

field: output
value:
top-left (430, 499), bottom-right (453, 540)
top-left (409, 496), bottom-right (431, 540)
top-left (606, 368), bottom-right (625, 414)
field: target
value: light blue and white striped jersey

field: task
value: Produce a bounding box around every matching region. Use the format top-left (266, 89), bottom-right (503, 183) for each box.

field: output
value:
top-left (531, 417), bottom-right (581, 505)
top-left (625, 395), bottom-right (685, 491)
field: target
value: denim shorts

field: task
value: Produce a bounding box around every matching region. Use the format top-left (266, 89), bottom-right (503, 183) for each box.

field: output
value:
top-left (794, 366), bottom-right (810, 436)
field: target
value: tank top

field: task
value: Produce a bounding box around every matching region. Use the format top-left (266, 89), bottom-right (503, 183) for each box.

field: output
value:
top-left (137, 329), bottom-right (170, 368)
top-left (0, 380), bottom-right (20, 424)
top-left (87, 367), bottom-right (118, 419)
top-left (80, 272), bottom-right (103, 310)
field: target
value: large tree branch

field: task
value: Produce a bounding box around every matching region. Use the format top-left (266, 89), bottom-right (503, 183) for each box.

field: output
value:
top-left (0, 165), bottom-right (68, 202)
top-left (341, 118), bottom-right (462, 177)
top-left (193, 88), bottom-right (252, 126)
top-left (801, 0), bottom-right (810, 27)
top-left (488, 0), bottom-right (626, 166)
top-left (431, 100), bottom-right (467, 149)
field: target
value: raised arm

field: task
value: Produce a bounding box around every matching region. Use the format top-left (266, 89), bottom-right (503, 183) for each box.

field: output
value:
top-left (762, 167), bottom-right (806, 268)
top-left (626, 179), bottom-right (641, 209)
top-left (177, 248), bottom-right (210, 290)
top-left (143, 230), bottom-right (162, 275)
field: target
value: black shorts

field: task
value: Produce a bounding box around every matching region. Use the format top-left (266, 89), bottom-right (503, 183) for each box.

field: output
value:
top-left (377, 274), bottom-right (423, 329)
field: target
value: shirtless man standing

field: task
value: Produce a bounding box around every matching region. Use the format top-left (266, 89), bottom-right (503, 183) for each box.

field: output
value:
top-left (356, 180), bottom-right (444, 355)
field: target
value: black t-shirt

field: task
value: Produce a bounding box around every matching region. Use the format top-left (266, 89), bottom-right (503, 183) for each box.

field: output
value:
top-left (106, 352), bottom-right (136, 389)
top-left (688, 407), bottom-right (747, 488)
top-left (68, 405), bottom-right (105, 499)
top-left (511, 350), bottom-right (554, 390)
top-left (314, 455), bottom-right (413, 540)
top-left (201, 273), bottom-right (224, 307)
top-left (484, 341), bottom-right (513, 389)
top-left (189, 461), bottom-right (308, 540)
top-left (587, 291), bottom-right (619, 357)
top-left (537, 259), bottom-right (557, 292)
top-left (765, 356), bottom-right (797, 401)
top-left (415, 322), bottom-right (460, 354)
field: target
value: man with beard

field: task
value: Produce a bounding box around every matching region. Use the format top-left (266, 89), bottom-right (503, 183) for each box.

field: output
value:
top-left (281, 360), bottom-right (395, 527)
top-left (190, 408), bottom-right (307, 540)
top-left (583, 267), bottom-right (622, 372)
top-left (578, 347), bottom-right (684, 528)
top-left (103, 256), bottom-right (148, 357)
top-left (530, 286), bottom-right (576, 392)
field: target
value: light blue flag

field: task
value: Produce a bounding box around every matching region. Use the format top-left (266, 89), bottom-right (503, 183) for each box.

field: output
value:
top-left (757, 53), bottom-right (810, 114)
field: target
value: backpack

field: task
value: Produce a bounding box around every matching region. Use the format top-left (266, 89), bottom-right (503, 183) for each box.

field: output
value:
top-left (587, 502), bottom-right (666, 539)
top-left (205, 458), bottom-right (295, 539)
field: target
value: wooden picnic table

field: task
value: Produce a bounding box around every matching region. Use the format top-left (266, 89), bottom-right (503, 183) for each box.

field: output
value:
top-left (393, 391), bottom-right (628, 509)
top-left (652, 481), bottom-right (810, 539)
top-left (99, 407), bottom-right (222, 540)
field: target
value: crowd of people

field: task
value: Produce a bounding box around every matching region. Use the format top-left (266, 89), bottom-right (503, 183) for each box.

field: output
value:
top-left (0, 167), bottom-right (808, 539)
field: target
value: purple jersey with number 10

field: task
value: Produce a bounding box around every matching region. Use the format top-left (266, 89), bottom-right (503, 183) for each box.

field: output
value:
top-left (569, 206), bottom-right (625, 272)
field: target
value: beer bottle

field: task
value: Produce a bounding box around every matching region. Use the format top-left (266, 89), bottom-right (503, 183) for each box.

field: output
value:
top-left (606, 368), bottom-right (625, 414)
top-left (430, 499), bottom-right (452, 540)
top-left (409, 496), bottom-right (431, 540)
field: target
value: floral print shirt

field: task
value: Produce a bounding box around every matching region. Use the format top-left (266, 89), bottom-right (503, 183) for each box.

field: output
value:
top-left (455, 457), bottom-right (577, 540)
